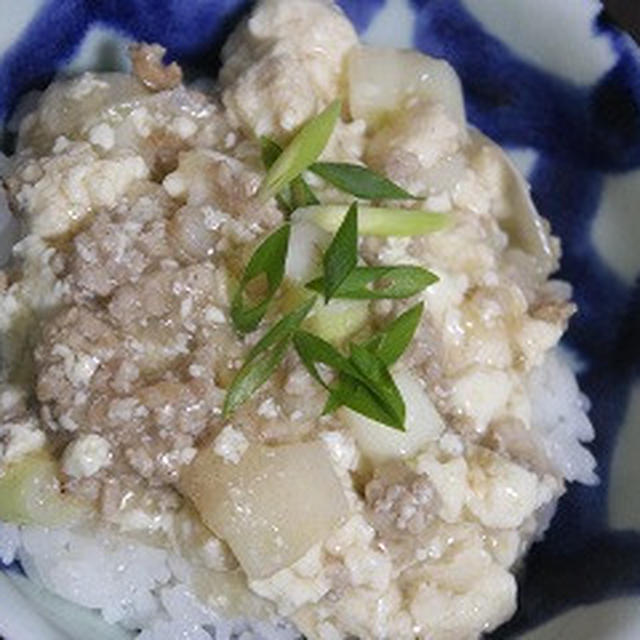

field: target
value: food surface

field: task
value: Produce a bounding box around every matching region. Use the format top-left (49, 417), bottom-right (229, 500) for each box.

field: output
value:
top-left (0, 0), bottom-right (597, 638)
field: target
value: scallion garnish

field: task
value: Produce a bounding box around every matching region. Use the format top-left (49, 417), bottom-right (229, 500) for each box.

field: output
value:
top-left (230, 224), bottom-right (290, 334)
top-left (257, 100), bottom-right (341, 202)
top-left (295, 204), bottom-right (448, 236)
top-left (224, 104), bottom-right (446, 430)
top-left (321, 302), bottom-right (425, 418)
top-left (348, 342), bottom-right (405, 426)
top-left (306, 265), bottom-right (438, 300)
top-left (290, 175), bottom-right (320, 208)
top-left (365, 302), bottom-right (425, 366)
top-left (260, 136), bottom-right (293, 213)
top-left (310, 162), bottom-right (418, 200)
top-left (322, 202), bottom-right (358, 302)
top-left (223, 297), bottom-right (316, 417)
top-left (260, 136), bottom-right (282, 170)
top-left (292, 330), bottom-right (360, 389)
top-left (293, 330), bottom-right (405, 430)
top-left (260, 136), bottom-right (318, 212)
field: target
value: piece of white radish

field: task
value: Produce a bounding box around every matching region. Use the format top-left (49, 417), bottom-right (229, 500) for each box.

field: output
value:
top-left (180, 441), bottom-right (349, 579)
top-left (0, 451), bottom-right (91, 526)
top-left (285, 219), bottom-right (330, 284)
top-left (348, 45), bottom-right (466, 129)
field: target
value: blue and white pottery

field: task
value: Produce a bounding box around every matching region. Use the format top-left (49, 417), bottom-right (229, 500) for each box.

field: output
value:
top-left (1, 1), bottom-right (639, 638)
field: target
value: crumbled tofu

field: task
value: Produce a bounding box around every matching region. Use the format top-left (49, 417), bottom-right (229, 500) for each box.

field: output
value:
top-left (170, 116), bottom-right (198, 139)
top-left (465, 447), bottom-right (558, 529)
top-left (417, 449), bottom-right (469, 522)
top-left (221, 0), bottom-right (358, 137)
top-left (213, 425), bottom-right (249, 464)
top-left (320, 430), bottom-right (359, 473)
top-left (204, 305), bottom-right (226, 324)
top-left (222, 0), bottom-right (357, 102)
top-left (129, 106), bottom-right (153, 137)
top-left (51, 344), bottom-right (100, 388)
top-left (250, 544), bottom-right (331, 614)
top-left (449, 368), bottom-right (513, 434)
top-left (12, 144), bottom-right (148, 238)
top-left (2, 420), bottom-right (46, 463)
top-left (163, 172), bottom-right (186, 198)
top-left (367, 100), bottom-right (462, 171)
top-left (62, 434), bottom-right (111, 478)
top-left (223, 45), bottom-right (319, 137)
top-left (516, 317), bottom-right (563, 369)
top-left (69, 72), bottom-right (109, 100)
top-left (410, 563), bottom-right (516, 639)
top-left (257, 397), bottom-right (279, 419)
top-left (88, 122), bottom-right (115, 150)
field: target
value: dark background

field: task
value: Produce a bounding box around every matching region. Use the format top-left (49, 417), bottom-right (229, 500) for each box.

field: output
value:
top-left (605, 0), bottom-right (640, 42)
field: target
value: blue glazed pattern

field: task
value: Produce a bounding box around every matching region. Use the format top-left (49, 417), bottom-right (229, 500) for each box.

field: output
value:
top-left (0, 0), bottom-right (639, 638)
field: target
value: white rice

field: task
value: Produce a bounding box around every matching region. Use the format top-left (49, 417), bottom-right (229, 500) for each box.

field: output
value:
top-left (0, 347), bottom-right (597, 639)
top-left (527, 349), bottom-right (597, 485)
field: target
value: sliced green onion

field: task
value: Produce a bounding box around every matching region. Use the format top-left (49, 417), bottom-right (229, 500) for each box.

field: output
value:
top-left (230, 224), bottom-right (290, 334)
top-left (290, 175), bottom-right (320, 208)
top-left (307, 265), bottom-right (438, 300)
top-left (260, 136), bottom-right (318, 213)
top-left (223, 298), bottom-right (316, 417)
top-left (328, 371), bottom-right (404, 430)
top-left (293, 330), bottom-right (405, 430)
top-left (257, 100), bottom-right (341, 202)
top-left (260, 136), bottom-right (282, 170)
top-left (322, 302), bottom-right (424, 416)
top-left (310, 162), bottom-right (418, 200)
top-left (366, 302), bottom-right (425, 366)
top-left (292, 330), bottom-right (360, 389)
top-left (295, 204), bottom-right (449, 236)
top-left (322, 202), bottom-right (358, 302)
top-left (348, 343), bottom-right (405, 428)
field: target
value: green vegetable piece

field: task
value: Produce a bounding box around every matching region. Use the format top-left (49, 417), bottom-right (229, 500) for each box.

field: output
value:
top-left (367, 302), bottom-right (425, 366)
top-left (257, 100), bottom-right (341, 202)
top-left (322, 201), bottom-right (358, 302)
top-left (310, 162), bottom-right (418, 200)
top-left (223, 298), bottom-right (316, 417)
top-left (296, 204), bottom-right (448, 236)
top-left (349, 343), bottom-right (405, 428)
top-left (290, 175), bottom-right (320, 208)
top-left (329, 372), bottom-right (405, 430)
top-left (231, 224), bottom-right (290, 334)
top-left (0, 451), bottom-right (90, 526)
top-left (292, 330), bottom-right (360, 390)
top-left (306, 265), bottom-right (438, 300)
top-left (260, 141), bottom-right (293, 213)
top-left (327, 302), bottom-right (425, 415)
top-left (260, 136), bottom-right (282, 169)
top-left (293, 330), bottom-right (406, 430)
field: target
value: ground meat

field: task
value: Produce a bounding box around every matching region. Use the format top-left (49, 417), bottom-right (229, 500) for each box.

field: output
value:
top-left (365, 462), bottom-right (438, 539)
top-left (70, 184), bottom-right (176, 298)
top-left (130, 43), bottom-right (183, 92)
top-left (529, 295), bottom-right (576, 327)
